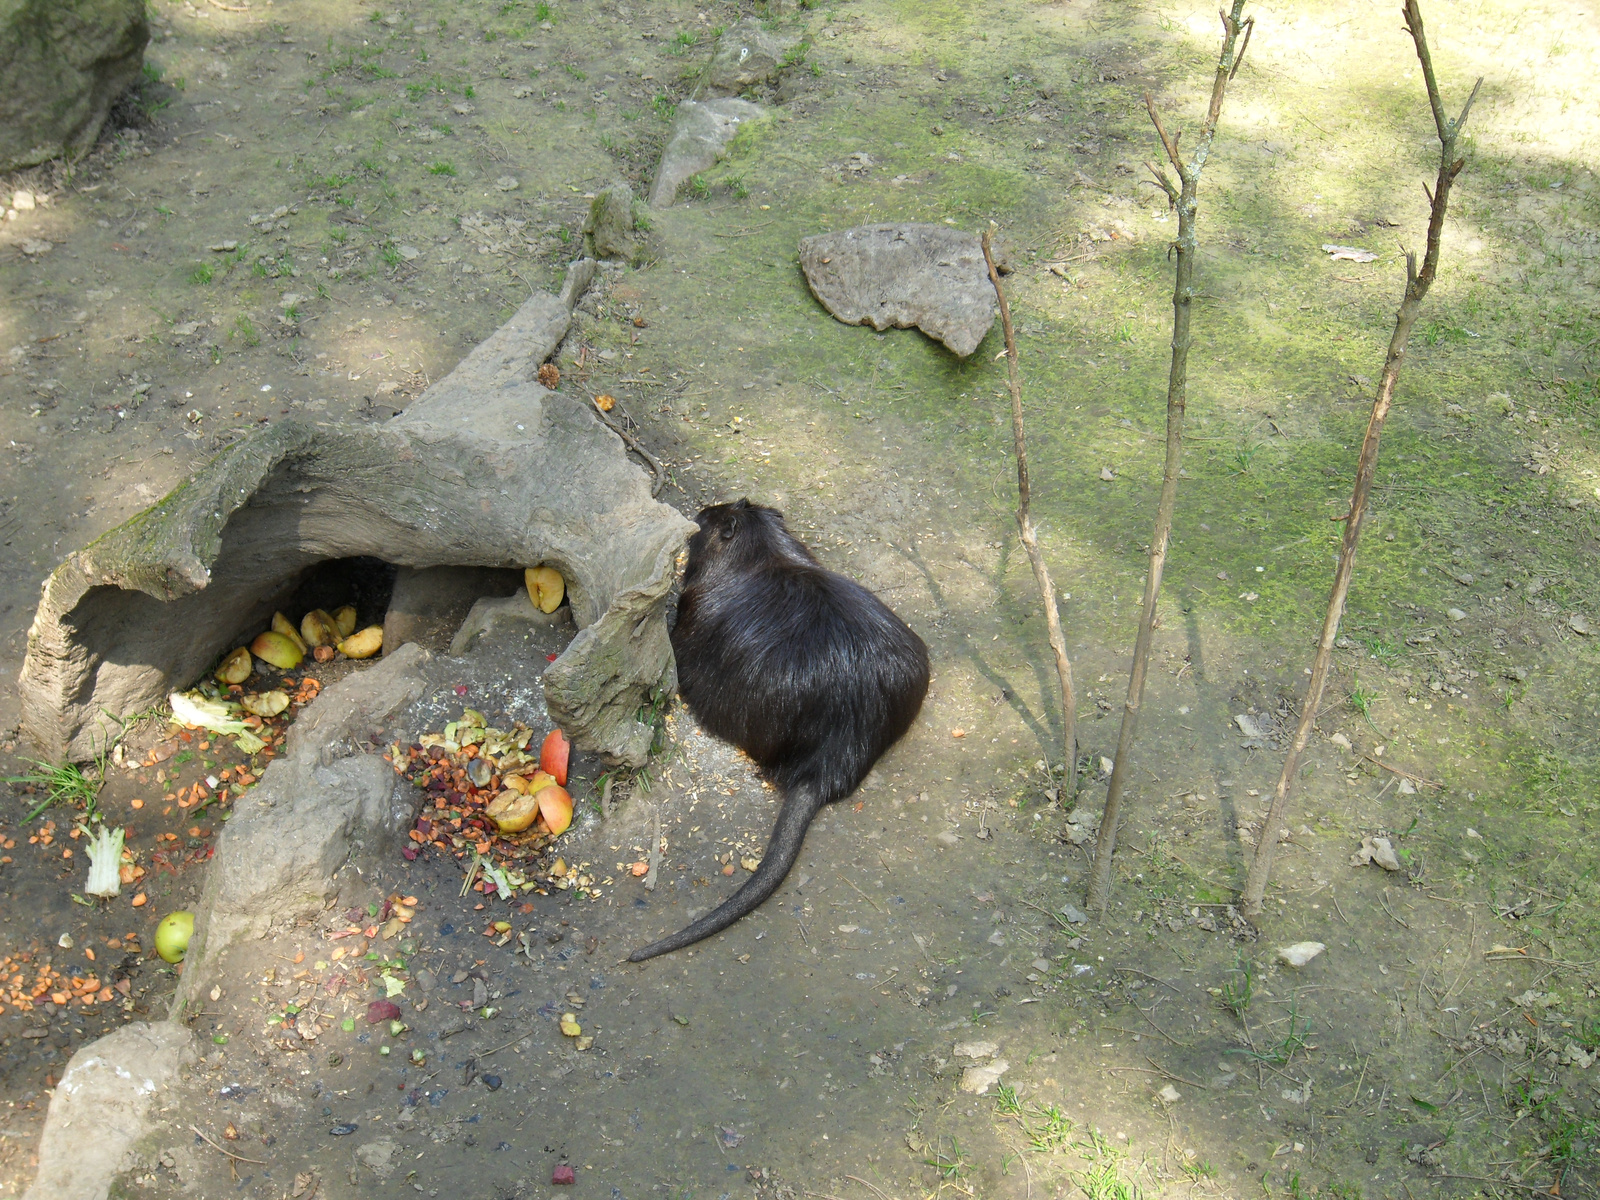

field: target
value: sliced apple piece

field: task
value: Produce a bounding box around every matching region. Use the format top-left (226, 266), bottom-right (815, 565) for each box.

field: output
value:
top-left (539, 728), bottom-right (570, 786)
top-left (338, 626), bottom-right (384, 659)
top-left (525, 565), bottom-right (565, 614)
top-left (272, 611), bottom-right (309, 654)
top-left (240, 690), bottom-right (291, 718)
top-left (534, 783), bottom-right (573, 836)
top-left (251, 630), bottom-right (304, 669)
top-left (486, 789), bottom-right (540, 834)
top-left (332, 605), bottom-right (359, 637)
top-left (215, 647), bottom-right (253, 685)
top-left (301, 609), bottom-right (340, 648)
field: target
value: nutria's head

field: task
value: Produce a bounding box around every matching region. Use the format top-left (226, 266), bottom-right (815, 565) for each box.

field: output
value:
top-left (686, 499), bottom-right (809, 574)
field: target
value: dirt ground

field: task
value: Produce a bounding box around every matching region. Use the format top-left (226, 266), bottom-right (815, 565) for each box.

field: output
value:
top-left (2, 0), bottom-right (1598, 1196)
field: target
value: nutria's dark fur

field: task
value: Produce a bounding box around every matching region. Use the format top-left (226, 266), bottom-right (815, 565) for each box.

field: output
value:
top-left (628, 500), bottom-right (930, 962)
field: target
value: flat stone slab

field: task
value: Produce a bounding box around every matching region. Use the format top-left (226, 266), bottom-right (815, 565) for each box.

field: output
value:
top-left (798, 223), bottom-right (999, 357)
top-left (20, 260), bottom-right (694, 766)
top-left (648, 98), bottom-right (766, 209)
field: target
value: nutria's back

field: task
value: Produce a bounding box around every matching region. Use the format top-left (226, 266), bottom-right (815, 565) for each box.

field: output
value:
top-left (627, 499), bottom-right (928, 962)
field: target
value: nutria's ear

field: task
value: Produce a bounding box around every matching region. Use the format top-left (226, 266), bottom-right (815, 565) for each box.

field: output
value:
top-left (719, 510), bottom-right (739, 539)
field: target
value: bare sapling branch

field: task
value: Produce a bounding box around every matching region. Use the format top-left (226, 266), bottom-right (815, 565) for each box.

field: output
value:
top-left (1240, 0), bottom-right (1481, 918)
top-left (1086, 0), bottom-right (1252, 915)
top-left (981, 226), bottom-right (1079, 792)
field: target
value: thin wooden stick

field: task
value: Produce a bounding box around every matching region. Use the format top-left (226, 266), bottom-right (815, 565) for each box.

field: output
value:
top-left (1086, 0), bottom-right (1252, 915)
top-left (981, 229), bottom-right (1079, 791)
top-left (189, 1124), bottom-right (268, 1164)
top-left (1242, 0), bottom-right (1481, 917)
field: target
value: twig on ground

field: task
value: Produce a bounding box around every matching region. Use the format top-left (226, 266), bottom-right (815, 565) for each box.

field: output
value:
top-left (1380, 888), bottom-right (1411, 929)
top-left (1087, 0), bottom-right (1252, 914)
top-left (844, 875), bottom-right (886, 913)
top-left (1362, 755), bottom-right (1442, 789)
top-left (643, 801), bottom-right (662, 891)
top-left (589, 396), bottom-right (665, 495)
top-left (844, 1174), bottom-right (897, 1200)
top-left (981, 228), bottom-right (1078, 792)
top-left (190, 1125), bottom-right (267, 1164)
top-left (1242, 0), bottom-right (1480, 917)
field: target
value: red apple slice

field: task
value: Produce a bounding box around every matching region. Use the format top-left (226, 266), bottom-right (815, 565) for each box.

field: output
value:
top-left (539, 729), bottom-right (570, 786)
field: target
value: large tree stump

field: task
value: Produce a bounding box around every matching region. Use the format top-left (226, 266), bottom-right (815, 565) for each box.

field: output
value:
top-left (19, 261), bottom-right (694, 765)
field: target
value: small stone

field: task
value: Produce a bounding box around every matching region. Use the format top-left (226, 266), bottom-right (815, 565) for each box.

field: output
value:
top-left (959, 1058), bottom-right (1009, 1095)
top-left (452, 102), bottom-right (475, 115)
top-left (1234, 714), bottom-right (1266, 739)
top-left (210, 240), bottom-right (238, 252)
top-left (1060, 903), bottom-right (1088, 925)
top-left (20, 238), bottom-right (52, 255)
top-left (1099, 466), bottom-right (1115, 481)
top-left (1569, 613), bottom-right (1591, 636)
top-left (12, 190), bottom-right (36, 210)
top-left (953, 1040), bottom-right (999, 1060)
top-left (1032, 958), bottom-right (1050, 972)
top-left (1157, 1084), bottom-right (1181, 1104)
top-left (1352, 835), bottom-right (1401, 871)
top-left (495, 176), bottom-right (519, 191)
top-left (584, 183), bottom-right (638, 261)
top-left (397, 244), bottom-right (420, 260)
top-left (1329, 732), bottom-right (1353, 751)
top-left (1447, 607), bottom-right (1468, 622)
top-left (482, 1074), bottom-right (501, 1090)
top-left (1276, 941), bottom-right (1325, 968)
top-left (552, 1164), bottom-right (576, 1185)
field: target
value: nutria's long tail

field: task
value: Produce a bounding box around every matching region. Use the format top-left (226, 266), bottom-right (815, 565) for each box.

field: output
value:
top-left (628, 783), bottom-right (827, 962)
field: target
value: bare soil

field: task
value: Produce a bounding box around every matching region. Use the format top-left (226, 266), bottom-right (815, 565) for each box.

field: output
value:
top-left (1, 0), bottom-right (1598, 1197)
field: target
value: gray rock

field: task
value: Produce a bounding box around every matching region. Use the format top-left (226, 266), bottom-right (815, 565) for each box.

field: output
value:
top-left (700, 17), bottom-right (797, 95)
top-left (798, 224), bottom-right (998, 357)
top-left (174, 647), bottom-right (432, 1011)
top-left (449, 588), bottom-right (562, 656)
top-left (648, 98), bottom-right (766, 208)
top-left (23, 1021), bottom-right (197, 1200)
top-left (1060, 902), bottom-right (1089, 924)
top-left (584, 183), bottom-right (638, 261)
top-left (19, 259), bottom-right (693, 765)
top-left (382, 565), bottom-right (524, 654)
top-left (0, 0), bottom-right (148, 171)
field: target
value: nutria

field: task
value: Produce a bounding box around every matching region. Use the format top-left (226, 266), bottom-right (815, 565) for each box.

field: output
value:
top-left (627, 499), bottom-right (929, 962)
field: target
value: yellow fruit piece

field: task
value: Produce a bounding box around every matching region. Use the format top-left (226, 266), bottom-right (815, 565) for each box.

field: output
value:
top-left (301, 609), bottom-right (340, 648)
top-left (505, 770), bottom-right (554, 796)
top-left (272, 611), bottom-right (308, 654)
top-left (559, 1014), bottom-right (582, 1037)
top-left (550, 857), bottom-right (568, 877)
top-left (251, 630), bottom-right (304, 670)
top-left (215, 647), bottom-right (253, 685)
top-left (485, 790), bottom-right (540, 833)
top-left (574, 1035), bottom-right (594, 1051)
top-left (240, 690), bottom-right (290, 717)
top-left (338, 626), bottom-right (383, 659)
top-left (535, 784), bottom-right (573, 836)
top-left (525, 565), bottom-right (565, 614)
top-left (332, 605), bottom-right (358, 638)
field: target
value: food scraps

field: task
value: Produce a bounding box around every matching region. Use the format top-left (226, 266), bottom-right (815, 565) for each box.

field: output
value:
top-left (390, 713), bottom-right (596, 897)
